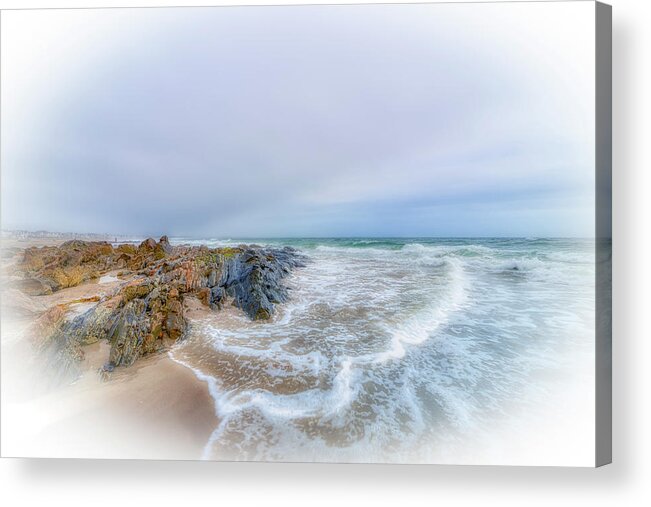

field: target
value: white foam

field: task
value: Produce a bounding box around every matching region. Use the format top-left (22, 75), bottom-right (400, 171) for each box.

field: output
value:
top-left (168, 239), bottom-right (595, 463)
top-left (183, 249), bottom-right (469, 457)
top-left (374, 257), bottom-right (467, 363)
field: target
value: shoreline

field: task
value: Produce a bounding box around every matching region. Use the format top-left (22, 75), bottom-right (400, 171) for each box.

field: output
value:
top-left (166, 351), bottom-right (221, 460)
top-left (2, 338), bottom-right (220, 460)
top-left (1, 237), bottom-right (220, 460)
top-left (1, 234), bottom-right (598, 464)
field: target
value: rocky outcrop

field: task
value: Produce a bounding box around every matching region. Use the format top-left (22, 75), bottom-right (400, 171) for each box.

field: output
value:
top-left (15, 236), bottom-right (185, 295)
top-left (28, 296), bottom-right (102, 385)
top-left (219, 247), bottom-right (302, 320)
top-left (18, 240), bottom-right (134, 294)
top-left (18, 237), bottom-right (305, 380)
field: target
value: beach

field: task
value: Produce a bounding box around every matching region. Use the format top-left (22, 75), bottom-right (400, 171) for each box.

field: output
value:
top-left (1, 235), bottom-right (597, 464)
top-left (3, 350), bottom-right (218, 460)
top-left (1, 237), bottom-right (218, 460)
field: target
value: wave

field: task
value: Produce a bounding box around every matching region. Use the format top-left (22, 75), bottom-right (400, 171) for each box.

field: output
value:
top-left (171, 250), bottom-right (470, 459)
top-left (374, 257), bottom-right (467, 362)
top-left (313, 244), bottom-right (392, 255)
top-left (167, 237), bottom-right (595, 462)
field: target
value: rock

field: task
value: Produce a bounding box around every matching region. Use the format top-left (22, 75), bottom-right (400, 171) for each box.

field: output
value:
top-left (208, 269), bottom-right (218, 287)
top-left (219, 246), bottom-right (305, 320)
top-left (30, 304), bottom-right (70, 345)
top-left (210, 286), bottom-right (224, 308)
top-left (123, 281), bottom-right (153, 302)
top-left (99, 362), bottom-right (115, 381)
top-left (197, 287), bottom-right (211, 306)
top-left (29, 304), bottom-right (87, 384)
top-left (22, 238), bottom-right (306, 378)
top-left (138, 238), bottom-right (157, 252)
top-left (159, 235), bottom-right (173, 255)
top-left (16, 240), bottom-right (117, 292)
top-left (117, 244), bottom-right (137, 255)
top-left (15, 277), bottom-right (53, 296)
top-left (165, 299), bottom-right (185, 340)
top-left (108, 298), bottom-right (149, 367)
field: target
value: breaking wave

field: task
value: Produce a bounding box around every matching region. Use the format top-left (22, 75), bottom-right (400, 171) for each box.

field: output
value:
top-left (169, 237), bottom-right (595, 462)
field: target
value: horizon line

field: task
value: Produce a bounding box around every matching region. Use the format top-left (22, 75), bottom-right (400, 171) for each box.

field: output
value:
top-left (0, 229), bottom-right (595, 241)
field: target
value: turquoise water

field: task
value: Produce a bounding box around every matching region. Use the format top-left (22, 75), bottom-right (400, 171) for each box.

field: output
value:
top-left (169, 238), bottom-right (595, 463)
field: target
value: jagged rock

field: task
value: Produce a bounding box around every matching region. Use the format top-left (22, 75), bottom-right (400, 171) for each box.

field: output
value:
top-left (14, 237), bottom-right (180, 296)
top-left (21, 239), bottom-right (306, 378)
top-left (220, 247), bottom-right (305, 320)
top-left (197, 287), bottom-right (211, 306)
top-left (137, 237), bottom-right (171, 261)
top-left (29, 304), bottom-right (87, 384)
top-left (138, 238), bottom-right (157, 251)
top-left (117, 244), bottom-right (137, 255)
top-left (159, 235), bottom-right (173, 255)
top-left (16, 240), bottom-right (116, 294)
top-left (165, 299), bottom-right (185, 340)
top-left (210, 286), bottom-right (224, 308)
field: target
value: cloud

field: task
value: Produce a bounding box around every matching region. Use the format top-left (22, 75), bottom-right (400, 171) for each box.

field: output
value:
top-left (1, 3), bottom-right (595, 237)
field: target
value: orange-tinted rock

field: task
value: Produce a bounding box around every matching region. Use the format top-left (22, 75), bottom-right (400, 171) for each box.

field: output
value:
top-left (197, 287), bottom-right (211, 306)
top-left (25, 238), bottom-right (305, 377)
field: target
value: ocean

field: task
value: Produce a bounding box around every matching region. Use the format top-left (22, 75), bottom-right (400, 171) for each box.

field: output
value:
top-left (168, 238), bottom-right (596, 463)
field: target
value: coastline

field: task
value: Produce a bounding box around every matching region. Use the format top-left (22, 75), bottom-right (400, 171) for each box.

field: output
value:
top-left (1, 236), bottom-right (219, 460)
top-left (2, 351), bottom-right (219, 460)
top-left (1, 234), bottom-right (597, 464)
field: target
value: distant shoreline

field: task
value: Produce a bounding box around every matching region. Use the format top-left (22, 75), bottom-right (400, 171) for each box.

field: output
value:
top-left (1, 230), bottom-right (597, 242)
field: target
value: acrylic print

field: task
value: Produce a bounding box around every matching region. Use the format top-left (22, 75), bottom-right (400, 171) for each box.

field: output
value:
top-left (0, 1), bottom-right (611, 466)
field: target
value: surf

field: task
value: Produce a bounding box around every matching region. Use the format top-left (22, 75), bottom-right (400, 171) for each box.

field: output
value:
top-left (168, 237), bottom-right (595, 462)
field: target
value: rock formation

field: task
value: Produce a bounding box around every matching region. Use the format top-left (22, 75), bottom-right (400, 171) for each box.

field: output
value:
top-left (15, 237), bottom-right (306, 382)
top-left (18, 240), bottom-right (116, 294)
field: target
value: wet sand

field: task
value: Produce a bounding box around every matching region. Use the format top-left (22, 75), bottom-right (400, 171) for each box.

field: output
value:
top-left (7, 352), bottom-right (220, 460)
top-left (1, 238), bottom-right (219, 460)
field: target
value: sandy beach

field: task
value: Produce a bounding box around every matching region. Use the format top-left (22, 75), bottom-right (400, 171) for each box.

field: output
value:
top-left (1, 237), bottom-right (218, 460)
top-left (11, 353), bottom-right (220, 460)
top-left (1, 233), bottom-right (598, 464)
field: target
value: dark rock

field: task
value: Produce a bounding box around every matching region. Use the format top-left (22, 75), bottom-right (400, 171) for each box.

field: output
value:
top-left (208, 269), bottom-right (218, 287)
top-left (159, 235), bottom-right (173, 255)
top-left (24, 238), bottom-right (306, 377)
top-left (210, 286), bottom-right (224, 307)
top-left (108, 299), bottom-right (149, 367)
top-left (219, 247), bottom-right (306, 320)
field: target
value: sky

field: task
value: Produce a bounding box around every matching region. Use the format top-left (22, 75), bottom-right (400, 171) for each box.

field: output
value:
top-left (1, 2), bottom-right (596, 238)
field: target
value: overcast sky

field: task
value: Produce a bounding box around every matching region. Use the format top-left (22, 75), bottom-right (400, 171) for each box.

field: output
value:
top-left (1, 2), bottom-right (595, 238)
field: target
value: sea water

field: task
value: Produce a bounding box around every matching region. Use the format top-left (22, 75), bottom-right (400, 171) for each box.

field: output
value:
top-left (169, 238), bottom-right (596, 463)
